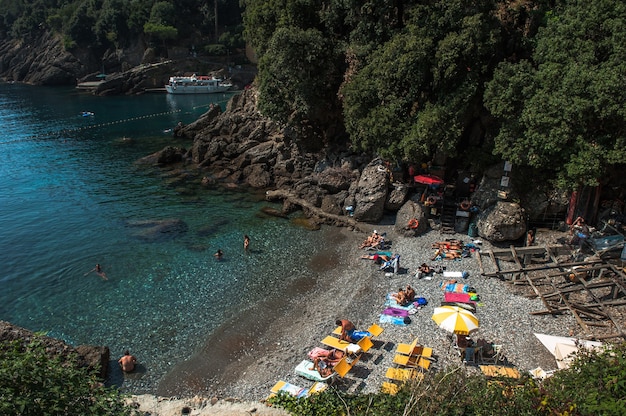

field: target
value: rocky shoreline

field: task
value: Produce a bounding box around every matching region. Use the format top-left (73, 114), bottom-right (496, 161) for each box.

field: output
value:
top-left (123, 224), bottom-right (578, 415)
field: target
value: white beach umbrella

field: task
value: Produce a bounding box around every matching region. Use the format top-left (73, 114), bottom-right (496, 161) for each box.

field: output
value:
top-left (432, 305), bottom-right (479, 335)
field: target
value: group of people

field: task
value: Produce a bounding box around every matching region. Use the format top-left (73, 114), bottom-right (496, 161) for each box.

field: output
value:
top-left (309, 348), bottom-right (345, 377)
top-left (391, 285), bottom-right (416, 306)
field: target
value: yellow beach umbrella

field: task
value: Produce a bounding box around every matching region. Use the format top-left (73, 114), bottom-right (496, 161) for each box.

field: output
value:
top-left (432, 306), bottom-right (479, 335)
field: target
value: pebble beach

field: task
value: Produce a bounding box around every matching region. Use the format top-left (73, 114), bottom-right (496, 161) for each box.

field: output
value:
top-left (128, 223), bottom-right (579, 415)
top-left (189, 225), bottom-right (576, 400)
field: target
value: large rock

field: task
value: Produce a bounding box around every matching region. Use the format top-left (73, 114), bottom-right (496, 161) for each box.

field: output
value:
top-left (395, 200), bottom-right (429, 236)
top-left (353, 161), bottom-right (389, 222)
top-left (126, 218), bottom-right (189, 242)
top-left (0, 321), bottom-right (110, 379)
top-left (135, 146), bottom-right (187, 165)
top-left (476, 201), bottom-right (527, 242)
top-left (386, 183), bottom-right (409, 211)
top-left (0, 33), bottom-right (85, 85)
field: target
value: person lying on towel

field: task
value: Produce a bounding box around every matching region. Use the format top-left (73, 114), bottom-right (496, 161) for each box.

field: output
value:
top-left (391, 286), bottom-right (415, 306)
top-left (310, 357), bottom-right (333, 377)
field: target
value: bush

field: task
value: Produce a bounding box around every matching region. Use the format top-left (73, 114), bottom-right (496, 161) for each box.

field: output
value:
top-left (203, 44), bottom-right (228, 56)
top-left (0, 338), bottom-right (134, 416)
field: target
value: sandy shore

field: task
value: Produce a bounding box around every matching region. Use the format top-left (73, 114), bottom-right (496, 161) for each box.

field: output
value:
top-left (128, 222), bottom-right (577, 415)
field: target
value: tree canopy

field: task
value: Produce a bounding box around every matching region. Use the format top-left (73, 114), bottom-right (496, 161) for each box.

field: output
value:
top-left (241, 0), bottom-right (625, 189)
top-left (485, 0), bottom-right (626, 189)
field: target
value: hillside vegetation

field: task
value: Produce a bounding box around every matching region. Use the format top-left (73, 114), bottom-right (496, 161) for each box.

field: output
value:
top-left (1, 1), bottom-right (624, 190)
top-left (243, 0), bottom-right (625, 191)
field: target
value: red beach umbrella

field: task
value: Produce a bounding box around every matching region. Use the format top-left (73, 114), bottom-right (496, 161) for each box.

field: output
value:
top-left (414, 174), bottom-right (444, 186)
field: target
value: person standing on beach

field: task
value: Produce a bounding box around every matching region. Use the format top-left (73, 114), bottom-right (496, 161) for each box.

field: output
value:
top-left (118, 350), bottom-right (137, 372)
top-left (84, 263), bottom-right (108, 280)
top-left (243, 235), bottom-right (250, 251)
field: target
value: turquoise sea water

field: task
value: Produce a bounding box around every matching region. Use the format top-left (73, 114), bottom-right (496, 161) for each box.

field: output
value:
top-left (0, 83), bottom-right (329, 392)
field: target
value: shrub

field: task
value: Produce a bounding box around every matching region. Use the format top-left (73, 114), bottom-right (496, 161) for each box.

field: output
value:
top-left (0, 338), bottom-right (134, 416)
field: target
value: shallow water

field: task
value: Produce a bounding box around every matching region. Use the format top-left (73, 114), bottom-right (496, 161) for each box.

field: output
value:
top-left (0, 83), bottom-right (330, 393)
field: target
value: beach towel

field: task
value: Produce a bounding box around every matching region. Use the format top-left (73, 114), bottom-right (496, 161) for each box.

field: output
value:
top-left (307, 347), bottom-right (330, 360)
top-left (295, 360), bottom-right (334, 382)
top-left (443, 271), bottom-right (469, 279)
top-left (379, 314), bottom-right (411, 326)
top-left (440, 280), bottom-right (471, 294)
top-left (382, 307), bottom-right (409, 317)
top-left (385, 293), bottom-right (419, 311)
top-left (350, 330), bottom-right (372, 341)
top-left (444, 292), bottom-right (476, 304)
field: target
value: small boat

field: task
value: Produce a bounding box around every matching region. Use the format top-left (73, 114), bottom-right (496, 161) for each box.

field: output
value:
top-left (81, 111), bottom-right (95, 117)
top-left (165, 74), bottom-right (232, 94)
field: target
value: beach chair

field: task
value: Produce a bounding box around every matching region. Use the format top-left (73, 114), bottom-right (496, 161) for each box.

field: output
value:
top-left (479, 365), bottom-right (521, 379)
top-left (380, 254), bottom-right (400, 273)
top-left (269, 380), bottom-right (327, 399)
top-left (480, 344), bottom-right (504, 364)
top-left (320, 335), bottom-right (362, 354)
top-left (367, 323), bottom-right (384, 337)
top-left (333, 357), bottom-right (356, 378)
top-left (464, 347), bottom-right (477, 364)
top-left (381, 381), bottom-right (400, 395)
top-left (393, 354), bottom-right (432, 371)
top-left (385, 367), bottom-right (424, 383)
top-left (395, 337), bottom-right (419, 356)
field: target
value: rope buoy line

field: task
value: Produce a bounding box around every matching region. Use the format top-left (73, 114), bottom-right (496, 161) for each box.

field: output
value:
top-left (0, 109), bottom-right (183, 145)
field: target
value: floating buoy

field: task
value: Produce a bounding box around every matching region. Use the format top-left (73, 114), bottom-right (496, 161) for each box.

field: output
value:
top-left (407, 218), bottom-right (419, 229)
top-left (460, 200), bottom-right (471, 210)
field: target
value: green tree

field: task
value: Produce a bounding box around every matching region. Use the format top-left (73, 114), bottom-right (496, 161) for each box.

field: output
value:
top-left (342, 0), bottom-right (501, 163)
top-left (144, 21), bottom-right (178, 47)
top-left (257, 26), bottom-right (342, 126)
top-left (0, 338), bottom-right (133, 416)
top-left (485, 0), bottom-right (626, 190)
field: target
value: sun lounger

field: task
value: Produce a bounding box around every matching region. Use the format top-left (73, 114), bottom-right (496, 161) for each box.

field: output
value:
top-left (381, 381), bottom-right (400, 395)
top-left (479, 365), bottom-right (521, 379)
top-left (393, 354), bottom-right (432, 371)
top-left (332, 324), bottom-right (384, 338)
top-left (385, 367), bottom-right (424, 382)
top-left (295, 360), bottom-right (335, 382)
top-left (397, 344), bottom-right (432, 359)
top-left (320, 335), bottom-right (362, 354)
top-left (367, 323), bottom-right (384, 337)
top-left (333, 356), bottom-right (359, 378)
top-left (357, 336), bottom-right (374, 353)
top-left (269, 380), bottom-right (328, 399)
top-left (395, 337), bottom-right (419, 356)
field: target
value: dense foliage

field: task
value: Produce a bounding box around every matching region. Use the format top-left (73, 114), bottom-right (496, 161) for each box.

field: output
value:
top-left (0, 338), bottom-right (134, 416)
top-left (0, 0), bottom-right (244, 52)
top-left (484, 0), bottom-right (626, 189)
top-left (242, 0), bottom-right (625, 190)
top-left (269, 342), bottom-right (626, 416)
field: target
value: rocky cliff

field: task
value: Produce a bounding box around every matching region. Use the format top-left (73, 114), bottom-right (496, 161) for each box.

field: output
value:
top-left (145, 87), bottom-right (536, 242)
top-left (0, 32), bottom-right (87, 85)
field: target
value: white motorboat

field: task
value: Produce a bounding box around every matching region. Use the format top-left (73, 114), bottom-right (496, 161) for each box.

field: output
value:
top-left (165, 74), bottom-right (232, 94)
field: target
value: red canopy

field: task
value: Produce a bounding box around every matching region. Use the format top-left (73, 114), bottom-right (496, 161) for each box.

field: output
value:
top-left (414, 174), bottom-right (444, 186)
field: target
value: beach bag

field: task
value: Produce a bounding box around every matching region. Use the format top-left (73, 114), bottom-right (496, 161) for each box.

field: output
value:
top-left (415, 297), bottom-right (428, 306)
